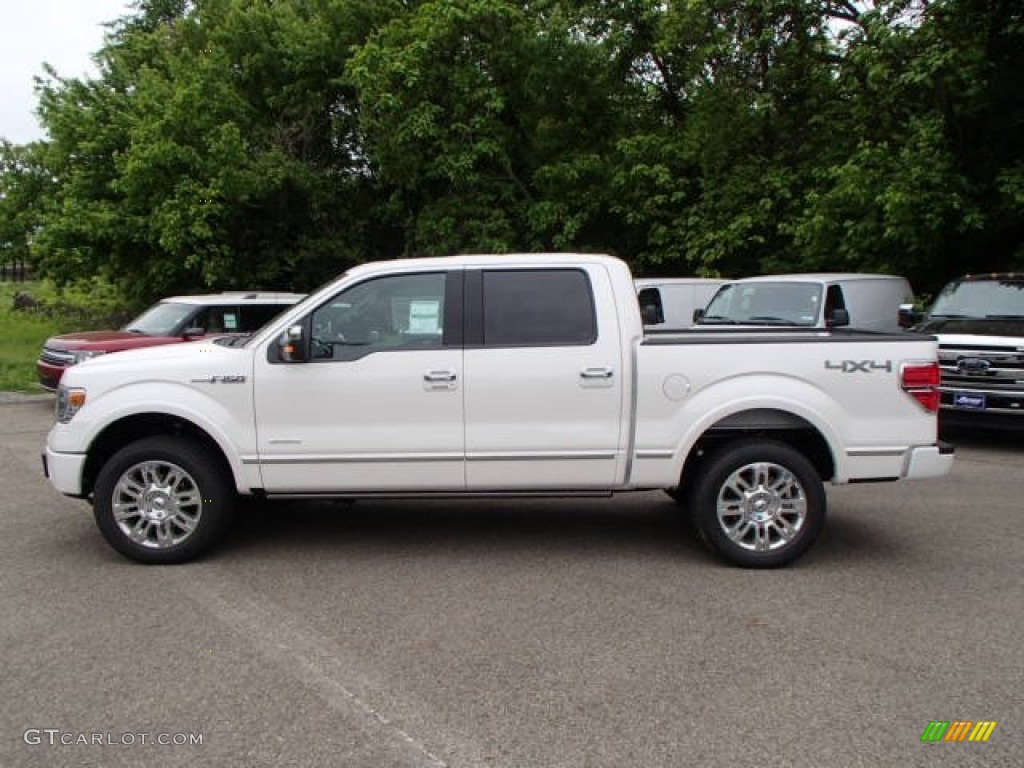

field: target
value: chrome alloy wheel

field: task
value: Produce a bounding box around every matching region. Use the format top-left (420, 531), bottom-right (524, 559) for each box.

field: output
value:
top-left (715, 461), bottom-right (807, 553)
top-left (111, 460), bottom-right (203, 549)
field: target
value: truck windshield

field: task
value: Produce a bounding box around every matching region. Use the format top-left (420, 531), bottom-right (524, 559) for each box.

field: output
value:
top-left (702, 282), bottom-right (822, 326)
top-left (123, 302), bottom-right (197, 336)
top-left (929, 279), bottom-right (1024, 319)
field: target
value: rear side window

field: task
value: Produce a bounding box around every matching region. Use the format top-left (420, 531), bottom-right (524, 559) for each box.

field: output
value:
top-left (193, 307), bottom-right (240, 333)
top-left (241, 304), bottom-right (290, 331)
top-left (482, 269), bottom-right (596, 346)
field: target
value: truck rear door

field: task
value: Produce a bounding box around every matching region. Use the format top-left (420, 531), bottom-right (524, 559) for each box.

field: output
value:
top-left (462, 265), bottom-right (624, 490)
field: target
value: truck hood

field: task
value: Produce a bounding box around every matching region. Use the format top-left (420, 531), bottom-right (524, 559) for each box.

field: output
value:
top-left (61, 339), bottom-right (248, 390)
top-left (916, 316), bottom-right (1024, 339)
top-left (44, 331), bottom-right (174, 354)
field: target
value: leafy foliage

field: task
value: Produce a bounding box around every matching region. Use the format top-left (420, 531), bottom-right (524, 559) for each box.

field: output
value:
top-left (0, 0), bottom-right (1020, 302)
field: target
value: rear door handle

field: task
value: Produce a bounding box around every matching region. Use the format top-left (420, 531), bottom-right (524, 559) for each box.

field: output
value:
top-left (580, 367), bottom-right (614, 379)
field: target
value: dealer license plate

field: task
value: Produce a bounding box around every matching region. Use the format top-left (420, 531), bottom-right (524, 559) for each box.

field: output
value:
top-left (952, 392), bottom-right (987, 410)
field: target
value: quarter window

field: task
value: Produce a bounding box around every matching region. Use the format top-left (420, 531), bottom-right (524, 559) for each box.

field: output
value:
top-left (482, 269), bottom-right (596, 346)
top-left (241, 304), bottom-right (291, 330)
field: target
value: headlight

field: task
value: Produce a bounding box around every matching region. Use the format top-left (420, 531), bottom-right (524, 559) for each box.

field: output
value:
top-left (72, 350), bottom-right (106, 364)
top-left (56, 386), bottom-right (87, 424)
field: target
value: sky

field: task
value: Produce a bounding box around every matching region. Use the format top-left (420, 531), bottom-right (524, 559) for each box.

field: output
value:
top-left (0, 0), bottom-right (134, 144)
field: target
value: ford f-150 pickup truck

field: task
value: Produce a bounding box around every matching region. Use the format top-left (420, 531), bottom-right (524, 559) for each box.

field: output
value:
top-left (43, 254), bottom-right (953, 567)
top-left (902, 273), bottom-right (1024, 426)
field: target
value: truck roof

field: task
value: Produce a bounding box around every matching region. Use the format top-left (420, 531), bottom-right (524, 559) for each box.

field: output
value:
top-left (345, 253), bottom-right (627, 277)
top-left (722, 273), bottom-right (906, 284)
top-left (634, 277), bottom-right (724, 286)
top-left (159, 291), bottom-right (306, 305)
top-left (958, 273), bottom-right (1024, 282)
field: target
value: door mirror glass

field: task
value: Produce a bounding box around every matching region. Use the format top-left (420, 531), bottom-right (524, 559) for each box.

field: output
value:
top-left (898, 303), bottom-right (922, 328)
top-left (637, 288), bottom-right (664, 325)
top-left (826, 308), bottom-right (850, 327)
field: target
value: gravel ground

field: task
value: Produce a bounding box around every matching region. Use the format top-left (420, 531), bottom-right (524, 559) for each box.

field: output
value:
top-left (0, 391), bottom-right (51, 405)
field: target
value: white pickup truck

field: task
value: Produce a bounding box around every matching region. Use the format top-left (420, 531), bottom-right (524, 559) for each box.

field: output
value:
top-left (43, 254), bottom-right (953, 567)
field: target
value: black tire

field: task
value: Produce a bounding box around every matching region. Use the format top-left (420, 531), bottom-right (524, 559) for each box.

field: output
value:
top-left (687, 439), bottom-right (825, 568)
top-left (93, 436), bottom-right (235, 564)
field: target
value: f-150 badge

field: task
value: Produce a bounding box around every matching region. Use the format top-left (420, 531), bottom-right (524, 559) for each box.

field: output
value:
top-left (190, 375), bottom-right (247, 384)
top-left (824, 360), bottom-right (893, 373)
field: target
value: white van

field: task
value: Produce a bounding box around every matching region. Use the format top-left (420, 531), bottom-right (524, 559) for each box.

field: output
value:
top-left (695, 273), bottom-right (914, 332)
top-left (635, 277), bottom-right (725, 329)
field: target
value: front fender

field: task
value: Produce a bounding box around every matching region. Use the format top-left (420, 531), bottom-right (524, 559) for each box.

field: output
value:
top-left (49, 380), bottom-right (257, 493)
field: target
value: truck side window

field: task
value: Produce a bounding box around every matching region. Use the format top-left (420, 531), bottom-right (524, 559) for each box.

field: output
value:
top-left (310, 273), bottom-right (447, 361)
top-left (482, 269), bottom-right (596, 346)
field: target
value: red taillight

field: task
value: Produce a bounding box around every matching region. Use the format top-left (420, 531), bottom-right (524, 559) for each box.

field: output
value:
top-left (901, 361), bottom-right (941, 412)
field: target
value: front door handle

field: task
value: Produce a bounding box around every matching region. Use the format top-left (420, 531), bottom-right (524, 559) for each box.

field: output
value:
top-left (423, 370), bottom-right (458, 391)
top-left (424, 370), bottom-right (457, 383)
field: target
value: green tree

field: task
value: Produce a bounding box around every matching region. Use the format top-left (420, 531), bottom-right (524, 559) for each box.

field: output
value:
top-left (602, 0), bottom-right (842, 277)
top-left (351, 0), bottom-right (631, 256)
top-left (787, 0), bottom-right (1024, 292)
top-left (33, 0), bottom-right (404, 302)
top-left (8, 0), bottom-right (1021, 299)
top-left (0, 141), bottom-right (52, 277)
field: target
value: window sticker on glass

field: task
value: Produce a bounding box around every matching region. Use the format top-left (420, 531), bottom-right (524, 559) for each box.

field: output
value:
top-left (408, 300), bottom-right (441, 334)
top-left (224, 313), bottom-right (239, 331)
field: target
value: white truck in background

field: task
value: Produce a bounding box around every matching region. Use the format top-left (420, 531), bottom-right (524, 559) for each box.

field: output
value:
top-left (902, 273), bottom-right (1024, 425)
top-left (43, 254), bottom-right (952, 568)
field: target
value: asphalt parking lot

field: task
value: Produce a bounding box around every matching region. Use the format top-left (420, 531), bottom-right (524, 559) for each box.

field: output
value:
top-left (1, 396), bottom-right (1020, 767)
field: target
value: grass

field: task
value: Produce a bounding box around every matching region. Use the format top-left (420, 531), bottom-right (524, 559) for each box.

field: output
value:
top-left (0, 278), bottom-right (128, 392)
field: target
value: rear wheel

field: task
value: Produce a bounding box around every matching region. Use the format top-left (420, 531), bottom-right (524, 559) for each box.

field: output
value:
top-left (688, 440), bottom-right (825, 568)
top-left (93, 436), bottom-right (235, 564)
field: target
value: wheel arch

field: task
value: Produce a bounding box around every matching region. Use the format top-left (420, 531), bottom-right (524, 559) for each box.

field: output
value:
top-left (677, 408), bottom-right (836, 495)
top-left (82, 413), bottom-right (238, 498)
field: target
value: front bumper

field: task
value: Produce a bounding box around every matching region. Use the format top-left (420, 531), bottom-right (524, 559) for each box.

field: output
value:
top-left (940, 388), bottom-right (1024, 415)
top-left (36, 360), bottom-right (64, 392)
top-left (43, 447), bottom-right (88, 497)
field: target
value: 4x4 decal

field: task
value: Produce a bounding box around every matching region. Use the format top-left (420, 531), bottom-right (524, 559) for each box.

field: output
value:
top-left (825, 360), bottom-right (893, 373)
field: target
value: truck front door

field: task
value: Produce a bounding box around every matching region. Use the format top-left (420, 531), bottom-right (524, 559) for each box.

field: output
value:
top-left (253, 271), bottom-right (465, 493)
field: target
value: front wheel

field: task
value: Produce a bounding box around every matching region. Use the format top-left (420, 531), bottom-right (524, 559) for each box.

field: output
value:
top-left (687, 440), bottom-right (826, 568)
top-left (93, 436), bottom-right (235, 564)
